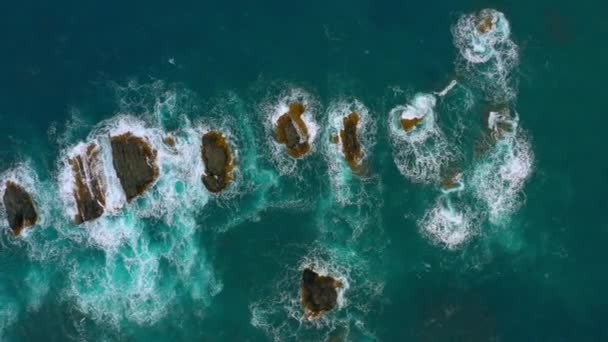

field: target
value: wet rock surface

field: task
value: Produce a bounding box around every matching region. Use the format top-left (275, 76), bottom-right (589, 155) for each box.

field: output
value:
top-left (301, 268), bottom-right (343, 318)
top-left (69, 143), bottom-right (106, 224)
top-left (2, 181), bottom-right (37, 235)
top-left (401, 116), bottom-right (424, 132)
top-left (110, 132), bottom-right (159, 202)
top-left (275, 102), bottom-right (311, 158)
top-left (201, 131), bottom-right (233, 193)
top-left (340, 112), bottom-right (363, 170)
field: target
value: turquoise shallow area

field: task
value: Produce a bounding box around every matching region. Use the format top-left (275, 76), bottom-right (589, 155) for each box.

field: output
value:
top-left (0, 0), bottom-right (607, 341)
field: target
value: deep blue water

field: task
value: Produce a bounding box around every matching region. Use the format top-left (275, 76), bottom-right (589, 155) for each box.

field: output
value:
top-left (1, 0), bottom-right (607, 341)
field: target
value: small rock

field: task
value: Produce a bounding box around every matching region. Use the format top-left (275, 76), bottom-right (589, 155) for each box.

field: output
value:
top-left (275, 102), bottom-right (311, 158)
top-left (2, 181), bottom-right (37, 235)
top-left (201, 131), bottom-right (233, 193)
top-left (69, 143), bottom-right (106, 224)
top-left (301, 268), bottom-right (343, 318)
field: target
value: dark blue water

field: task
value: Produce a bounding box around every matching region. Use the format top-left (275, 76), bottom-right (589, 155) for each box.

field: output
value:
top-left (1, 1), bottom-right (607, 341)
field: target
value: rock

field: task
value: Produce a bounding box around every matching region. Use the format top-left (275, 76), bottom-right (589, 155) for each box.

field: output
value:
top-left (201, 131), bottom-right (233, 193)
top-left (477, 16), bottom-right (494, 33)
top-left (340, 112), bottom-right (363, 170)
top-left (401, 116), bottom-right (424, 132)
top-left (110, 132), bottom-right (159, 202)
top-left (275, 102), bottom-right (311, 158)
top-left (69, 143), bottom-right (106, 224)
top-left (163, 136), bottom-right (176, 147)
top-left (301, 268), bottom-right (343, 318)
top-left (2, 181), bottom-right (37, 235)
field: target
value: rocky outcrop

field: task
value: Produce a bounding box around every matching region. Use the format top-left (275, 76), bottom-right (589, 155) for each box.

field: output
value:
top-left (69, 143), bottom-right (106, 224)
top-left (477, 16), bottom-right (494, 33)
top-left (340, 112), bottom-right (363, 170)
top-left (2, 181), bottom-right (37, 235)
top-left (301, 268), bottom-right (343, 318)
top-left (110, 133), bottom-right (159, 202)
top-left (401, 116), bottom-right (424, 132)
top-left (201, 131), bottom-right (233, 193)
top-left (275, 102), bottom-right (311, 158)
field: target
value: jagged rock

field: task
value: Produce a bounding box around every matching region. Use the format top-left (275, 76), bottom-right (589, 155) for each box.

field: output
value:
top-left (340, 112), bottom-right (363, 170)
top-left (163, 136), bottom-right (176, 148)
top-left (69, 143), bottom-right (106, 224)
top-left (301, 268), bottom-right (343, 318)
top-left (275, 102), bottom-right (311, 158)
top-left (110, 132), bottom-right (159, 202)
top-left (401, 116), bottom-right (424, 132)
top-left (2, 181), bottom-right (37, 235)
top-left (201, 131), bottom-right (233, 193)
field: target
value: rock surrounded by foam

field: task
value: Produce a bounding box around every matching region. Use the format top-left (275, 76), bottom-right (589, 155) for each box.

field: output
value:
top-left (110, 132), bottom-right (159, 202)
top-left (275, 103), bottom-right (311, 158)
top-left (301, 268), bottom-right (343, 318)
top-left (339, 112), bottom-right (363, 170)
top-left (69, 143), bottom-right (107, 224)
top-left (2, 181), bottom-right (37, 235)
top-left (201, 131), bottom-right (233, 193)
top-left (401, 116), bottom-right (424, 132)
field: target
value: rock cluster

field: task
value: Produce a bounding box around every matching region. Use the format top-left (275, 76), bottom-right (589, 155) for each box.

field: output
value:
top-left (110, 133), bottom-right (159, 202)
top-left (2, 181), bottom-right (37, 235)
top-left (69, 143), bottom-right (106, 223)
top-left (275, 103), bottom-right (311, 158)
top-left (201, 131), bottom-right (233, 193)
top-left (301, 268), bottom-right (343, 318)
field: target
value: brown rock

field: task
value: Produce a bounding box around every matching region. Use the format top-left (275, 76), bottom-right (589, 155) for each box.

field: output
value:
top-left (275, 102), bottom-right (311, 158)
top-left (201, 131), bottom-right (233, 193)
top-left (340, 112), bottom-right (363, 170)
top-left (477, 16), bottom-right (494, 33)
top-left (69, 143), bottom-right (106, 224)
top-left (2, 181), bottom-right (37, 235)
top-left (301, 268), bottom-right (343, 318)
top-left (401, 116), bottom-right (424, 132)
top-left (110, 132), bottom-right (159, 202)
top-left (163, 136), bottom-right (176, 147)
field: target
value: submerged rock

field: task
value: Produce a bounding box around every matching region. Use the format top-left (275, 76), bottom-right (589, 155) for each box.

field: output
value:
top-left (2, 181), bottom-right (37, 235)
top-left (401, 116), bottom-right (424, 132)
top-left (110, 132), bottom-right (159, 202)
top-left (301, 268), bottom-right (343, 318)
top-left (340, 112), bottom-right (363, 170)
top-left (275, 102), bottom-right (311, 158)
top-left (69, 143), bottom-right (106, 224)
top-left (201, 131), bottom-right (233, 193)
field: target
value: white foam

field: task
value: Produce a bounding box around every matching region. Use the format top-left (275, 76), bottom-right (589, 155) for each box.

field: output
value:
top-left (419, 196), bottom-right (478, 249)
top-left (434, 80), bottom-right (459, 97)
top-left (389, 93), bottom-right (454, 183)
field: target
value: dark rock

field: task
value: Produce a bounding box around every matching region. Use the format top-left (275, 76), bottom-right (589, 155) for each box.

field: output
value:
top-left (275, 103), bottom-right (311, 158)
top-left (2, 181), bottom-right (37, 235)
top-left (201, 131), bottom-right (233, 193)
top-left (301, 268), bottom-right (343, 318)
top-left (110, 132), bottom-right (159, 202)
top-left (340, 112), bottom-right (363, 170)
top-left (401, 116), bottom-right (424, 132)
top-left (69, 143), bottom-right (106, 224)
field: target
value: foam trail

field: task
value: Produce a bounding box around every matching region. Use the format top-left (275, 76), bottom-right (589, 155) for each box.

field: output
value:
top-left (434, 80), bottom-right (458, 97)
top-left (389, 93), bottom-right (454, 183)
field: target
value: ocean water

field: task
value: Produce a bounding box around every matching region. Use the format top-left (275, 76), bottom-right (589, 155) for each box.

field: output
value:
top-left (0, 0), bottom-right (607, 341)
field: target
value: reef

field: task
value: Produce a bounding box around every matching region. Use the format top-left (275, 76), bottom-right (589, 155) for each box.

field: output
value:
top-left (275, 102), bottom-right (311, 158)
top-left (2, 181), bottom-right (37, 235)
top-left (69, 143), bottom-right (106, 224)
top-left (110, 132), bottom-right (159, 202)
top-left (201, 131), bottom-right (233, 193)
top-left (301, 268), bottom-right (343, 318)
top-left (340, 112), bottom-right (363, 170)
top-left (401, 116), bottom-right (424, 132)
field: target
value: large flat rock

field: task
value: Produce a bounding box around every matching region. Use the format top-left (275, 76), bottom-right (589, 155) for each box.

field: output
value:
top-left (275, 102), bottom-right (311, 158)
top-left (201, 131), bottom-right (233, 193)
top-left (301, 268), bottom-right (343, 318)
top-left (110, 132), bottom-right (159, 202)
top-left (69, 143), bottom-right (106, 224)
top-left (2, 181), bottom-right (37, 235)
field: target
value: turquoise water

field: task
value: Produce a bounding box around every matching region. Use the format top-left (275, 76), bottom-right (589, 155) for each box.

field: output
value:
top-left (1, 1), bottom-right (607, 341)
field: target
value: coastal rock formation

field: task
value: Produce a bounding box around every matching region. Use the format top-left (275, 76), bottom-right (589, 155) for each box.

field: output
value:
top-left (275, 102), bottom-right (311, 158)
top-left (110, 132), bottom-right (159, 202)
top-left (201, 131), bottom-right (233, 193)
top-left (401, 116), bottom-right (424, 132)
top-left (69, 143), bottom-right (106, 224)
top-left (301, 268), bottom-right (343, 318)
top-left (340, 112), bottom-right (363, 170)
top-left (2, 181), bottom-right (37, 235)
